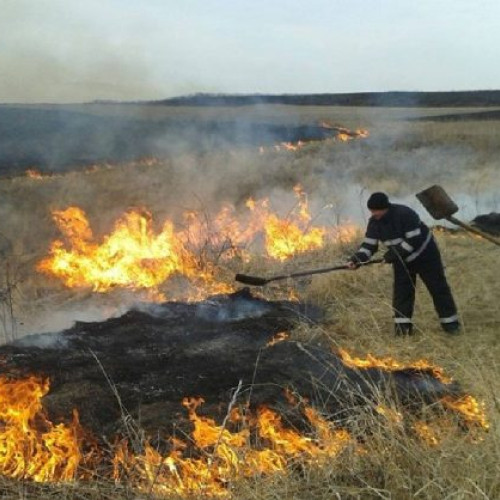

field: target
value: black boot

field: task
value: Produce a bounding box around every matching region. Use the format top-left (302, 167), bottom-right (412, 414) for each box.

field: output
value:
top-left (395, 323), bottom-right (413, 336)
top-left (442, 321), bottom-right (461, 334)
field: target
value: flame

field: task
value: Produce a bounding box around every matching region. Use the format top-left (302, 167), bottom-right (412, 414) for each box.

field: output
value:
top-left (21, 157), bottom-right (166, 182)
top-left (338, 348), bottom-right (453, 384)
top-left (263, 214), bottom-right (325, 261)
top-left (412, 395), bottom-right (489, 446)
top-left (374, 405), bottom-right (444, 448)
top-left (413, 421), bottom-right (440, 446)
top-left (0, 376), bottom-right (86, 482)
top-left (434, 226), bottom-right (484, 241)
top-left (339, 349), bottom-right (489, 435)
top-left (259, 141), bottom-right (306, 153)
top-left (37, 207), bottom-right (233, 298)
top-left (276, 141), bottom-right (302, 151)
top-left (38, 187), bottom-right (359, 294)
top-left (375, 404), bottom-right (403, 424)
top-left (245, 184), bottom-right (356, 261)
top-left (38, 207), bottom-right (194, 291)
top-left (113, 396), bottom-right (351, 497)
top-left (441, 395), bottom-right (489, 430)
top-left (259, 124), bottom-right (369, 153)
top-left (0, 375), bottom-right (488, 495)
top-left (319, 122), bottom-right (370, 141)
top-left (266, 331), bottom-right (290, 347)
top-left (335, 129), bottom-right (369, 142)
top-left (25, 169), bottom-right (45, 180)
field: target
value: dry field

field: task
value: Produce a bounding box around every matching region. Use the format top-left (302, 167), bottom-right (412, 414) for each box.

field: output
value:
top-left (0, 105), bottom-right (499, 498)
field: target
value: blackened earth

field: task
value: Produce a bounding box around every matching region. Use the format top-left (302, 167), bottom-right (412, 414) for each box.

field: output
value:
top-left (1, 289), bottom-right (460, 441)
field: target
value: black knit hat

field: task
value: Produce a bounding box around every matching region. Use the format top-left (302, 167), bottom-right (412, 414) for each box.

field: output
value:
top-left (367, 192), bottom-right (390, 210)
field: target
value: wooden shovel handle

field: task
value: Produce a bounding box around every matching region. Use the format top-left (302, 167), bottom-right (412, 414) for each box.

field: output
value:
top-left (446, 216), bottom-right (500, 247)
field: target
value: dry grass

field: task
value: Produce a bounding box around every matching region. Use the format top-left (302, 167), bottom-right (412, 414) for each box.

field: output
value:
top-left (0, 106), bottom-right (499, 498)
top-left (0, 243), bottom-right (497, 499)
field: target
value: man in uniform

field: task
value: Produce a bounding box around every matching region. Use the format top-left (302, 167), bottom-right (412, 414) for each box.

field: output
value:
top-left (348, 192), bottom-right (460, 335)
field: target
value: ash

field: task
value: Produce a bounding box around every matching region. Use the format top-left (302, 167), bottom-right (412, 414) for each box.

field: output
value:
top-left (194, 288), bottom-right (273, 322)
top-left (0, 289), bottom-right (460, 440)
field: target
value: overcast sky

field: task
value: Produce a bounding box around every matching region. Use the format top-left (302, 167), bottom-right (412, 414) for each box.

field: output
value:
top-left (1, 0), bottom-right (499, 103)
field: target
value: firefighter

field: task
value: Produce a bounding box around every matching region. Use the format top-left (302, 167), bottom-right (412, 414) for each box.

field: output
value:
top-left (347, 192), bottom-right (460, 335)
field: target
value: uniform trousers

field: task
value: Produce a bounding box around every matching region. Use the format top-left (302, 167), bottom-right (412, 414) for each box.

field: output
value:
top-left (392, 238), bottom-right (458, 327)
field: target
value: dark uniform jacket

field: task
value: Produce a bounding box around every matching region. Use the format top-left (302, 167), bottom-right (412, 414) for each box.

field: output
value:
top-left (352, 204), bottom-right (432, 264)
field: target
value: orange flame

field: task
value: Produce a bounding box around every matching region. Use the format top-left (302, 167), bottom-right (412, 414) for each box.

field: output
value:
top-left (245, 185), bottom-right (358, 261)
top-left (263, 215), bottom-right (325, 261)
top-left (266, 331), bottom-right (290, 347)
top-left (25, 169), bottom-right (45, 180)
top-left (0, 376), bottom-right (85, 482)
top-left (259, 124), bottom-right (369, 153)
top-left (319, 122), bottom-right (370, 142)
top-left (375, 404), bottom-right (403, 424)
top-left (339, 349), bottom-right (489, 434)
top-left (38, 188), bottom-right (359, 294)
top-left (412, 421), bottom-right (440, 446)
top-left (338, 348), bottom-right (453, 384)
top-left (259, 141), bottom-right (306, 153)
top-left (0, 374), bottom-right (488, 494)
top-left (113, 396), bottom-right (351, 497)
top-left (37, 207), bottom-right (233, 298)
top-left (441, 395), bottom-right (489, 430)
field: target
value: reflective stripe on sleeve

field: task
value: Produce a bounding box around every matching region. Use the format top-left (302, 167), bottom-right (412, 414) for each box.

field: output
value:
top-left (405, 231), bottom-right (432, 263)
top-left (401, 241), bottom-right (414, 252)
top-left (363, 237), bottom-right (378, 245)
top-left (405, 228), bottom-right (421, 238)
top-left (359, 247), bottom-right (372, 257)
top-left (383, 238), bottom-right (403, 246)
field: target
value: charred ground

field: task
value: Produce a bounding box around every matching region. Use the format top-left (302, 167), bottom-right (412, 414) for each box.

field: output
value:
top-left (3, 91), bottom-right (500, 175)
top-left (1, 289), bottom-right (460, 442)
top-left (0, 106), bottom-right (341, 174)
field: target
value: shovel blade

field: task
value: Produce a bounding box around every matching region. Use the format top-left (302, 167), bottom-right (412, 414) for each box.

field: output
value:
top-left (416, 185), bottom-right (459, 220)
top-left (235, 273), bottom-right (269, 286)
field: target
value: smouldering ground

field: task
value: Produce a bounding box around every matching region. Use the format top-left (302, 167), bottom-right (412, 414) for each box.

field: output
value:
top-left (0, 105), bottom-right (499, 498)
top-left (0, 232), bottom-right (498, 498)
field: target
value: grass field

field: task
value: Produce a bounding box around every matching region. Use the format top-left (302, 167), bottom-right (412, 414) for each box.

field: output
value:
top-left (0, 105), bottom-right (498, 498)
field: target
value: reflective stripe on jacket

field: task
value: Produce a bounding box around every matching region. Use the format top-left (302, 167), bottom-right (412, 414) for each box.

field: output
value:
top-left (352, 204), bottom-right (432, 264)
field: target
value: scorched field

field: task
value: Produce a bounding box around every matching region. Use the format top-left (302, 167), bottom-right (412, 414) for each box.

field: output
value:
top-left (0, 103), bottom-right (498, 499)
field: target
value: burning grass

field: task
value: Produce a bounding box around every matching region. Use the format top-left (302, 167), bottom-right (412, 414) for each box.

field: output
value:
top-left (0, 229), bottom-right (498, 498)
top-left (0, 364), bottom-right (492, 498)
top-left (35, 185), bottom-right (358, 299)
top-left (0, 235), bottom-right (499, 499)
top-left (0, 108), bottom-right (499, 498)
top-left (1, 244), bottom-right (499, 499)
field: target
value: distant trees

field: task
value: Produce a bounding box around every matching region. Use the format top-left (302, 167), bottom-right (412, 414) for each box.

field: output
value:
top-left (155, 90), bottom-right (500, 108)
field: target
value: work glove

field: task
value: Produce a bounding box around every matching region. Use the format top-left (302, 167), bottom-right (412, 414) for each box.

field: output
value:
top-left (383, 249), bottom-right (399, 264)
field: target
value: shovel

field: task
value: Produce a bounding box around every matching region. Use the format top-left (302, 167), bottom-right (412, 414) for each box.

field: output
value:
top-left (416, 185), bottom-right (500, 247)
top-left (235, 258), bottom-right (383, 286)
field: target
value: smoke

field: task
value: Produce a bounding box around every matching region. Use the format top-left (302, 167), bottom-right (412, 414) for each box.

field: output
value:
top-left (0, 105), bottom-right (336, 174)
top-left (133, 293), bottom-right (273, 323)
top-left (3, 98), bottom-right (498, 227)
top-left (12, 295), bottom-right (135, 339)
top-left (0, 1), bottom-right (165, 103)
top-left (2, 2), bottom-right (499, 343)
top-left (2, 104), bottom-right (499, 248)
top-left (194, 293), bottom-right (273, 322)
top-left (1, 103), bottom-right (499, 340)
top-left (12, 331), bottom-right (68, 349)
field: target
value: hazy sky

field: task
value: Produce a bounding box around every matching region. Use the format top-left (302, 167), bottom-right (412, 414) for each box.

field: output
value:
top-left (1, 0), bottom-right (499, 102)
